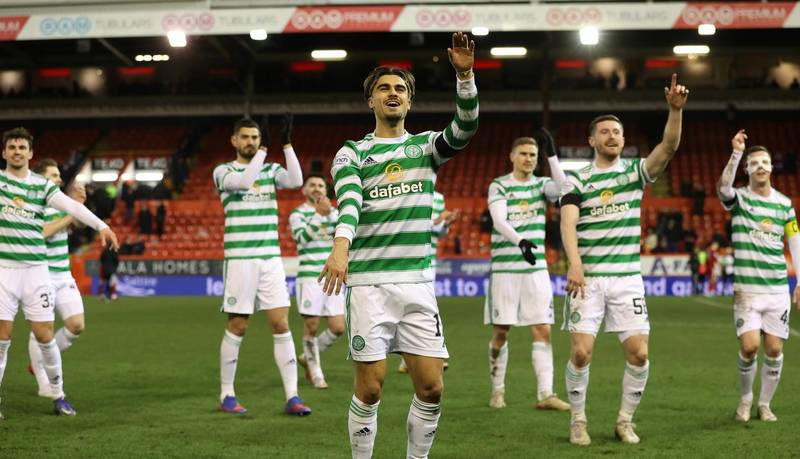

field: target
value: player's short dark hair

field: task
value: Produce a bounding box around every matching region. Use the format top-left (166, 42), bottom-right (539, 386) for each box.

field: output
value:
top-left (233, 118), bottom-right (260, 136)
top-left (304, 174), bottom-right (328, 186)
top-left (745, 145), bottom-right (771, 158)
top-left (511, 137), bottom-right (538, 151)
top-left (32, 158), bottom-right (59, 175)
top-left (2, 127), bottom-right (34, 149)
top-left (363, 66), bottom-right (416, 101)
top-left (589, 115), bottom-right (624, 136)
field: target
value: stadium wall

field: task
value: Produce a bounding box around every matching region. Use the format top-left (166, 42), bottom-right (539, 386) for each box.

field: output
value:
top-left (86, 256), bottom-right (797, 298)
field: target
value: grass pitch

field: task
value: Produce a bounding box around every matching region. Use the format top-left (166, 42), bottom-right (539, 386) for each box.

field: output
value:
top-left (0, 295), bottom-right (797, 458)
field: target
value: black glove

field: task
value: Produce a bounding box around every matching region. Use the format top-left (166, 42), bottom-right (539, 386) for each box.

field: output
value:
top-left (537, 127), bottom-right (558, 158)
top-left (280, 112), bottom-right (293, 145)
top-left (259, 114), bottom-right (271, 146)
top-left (518, 239), bottom-right (538, 266)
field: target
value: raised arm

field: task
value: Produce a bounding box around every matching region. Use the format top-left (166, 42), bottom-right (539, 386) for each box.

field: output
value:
top-left (274, 113), bottom-right (303, 189)
top-left (645, 74), bottom-right (689, 180)
top-left (433, 32), bottom-right (479, 164)
top-left (717, 129), bottom-right (746, 207)
top-left (274, 146), bottom-right (303, 189)
top-left (538, 128), bottom-right (567, 202)
top-left (214, 149), bottom-right (267, 191)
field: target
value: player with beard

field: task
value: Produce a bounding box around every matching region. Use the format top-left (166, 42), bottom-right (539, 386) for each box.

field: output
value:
top-left (560, 75), bottom-right (688, 445)
top-left (291, 175), bottom-right (344, 389)
top-left (213, 115), bottom-right (311, 416)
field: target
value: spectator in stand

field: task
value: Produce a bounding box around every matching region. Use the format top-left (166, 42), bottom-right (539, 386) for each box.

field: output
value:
top-left (121, 180), bottom-right (136, 222)
top-left (156, 201), bottom-right (166, 237)
top-left (692, 184), bottom-right (705, 216)
top-left (689, 247), bottom-right (700, 294)
top-left (720, 246), bottom-right (735, 292)
top-left (708, 241), bottom-right (720, 296)
top-left (99, 245), bottom-right (120, 301)
top-left (680, 177), bottom-right (693, 197)
top-left (683, 225), bottom-right (697, 252)
top-left (479, 207), bottom-right (492, 233)
top-left (643, 228), bottom-right (658, 254)
top-left (697, 246), bottom-right (708, 295)
top-left (138, 203), bottom-right (153, 235)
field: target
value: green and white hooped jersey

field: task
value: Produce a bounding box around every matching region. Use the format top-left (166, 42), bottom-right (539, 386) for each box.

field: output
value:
top-left (213, 161), bottom-right (287, 260)
top-left (562, 158), bottom-right (654, 277)
top-left (488, 174), bottom-right (552, 274)
top-left (722, 186), bottom-right (797, 294)
top-left (289, 203), bottom-right (338, 279)
top-left (44, 207), bottom-right (71, 276)
top-left (331, 78), bottom-right (478, 286)
top-left (0, 170), bottom-right (59, 268)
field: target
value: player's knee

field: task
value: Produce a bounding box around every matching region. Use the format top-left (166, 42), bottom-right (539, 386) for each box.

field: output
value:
top-left (358, 382), bottom-right (383, 404)
top-left (67, 322), bottom-right (84, 335)
top-left (627, 349), bottom-right (648, 366)
top-left (740, 342), bottom-right (759, 359)
top-left (416, 380), bottom-right (443, 403)
top-left (571, 348), bottom-right (592, 367)
top-left (329, 323), bottom-right (345, 336)
top-left (271, 321), bottom-right (289, 334)
top-left (493, 329), bottom-right (509, 345)
top-left (764, 345), bottom-right (782, 359)
top-left (227, 322), bottom-right (248, 337)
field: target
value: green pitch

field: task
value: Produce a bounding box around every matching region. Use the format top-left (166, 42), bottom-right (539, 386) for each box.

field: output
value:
top-left (0, 296), bottom-right (797, 458)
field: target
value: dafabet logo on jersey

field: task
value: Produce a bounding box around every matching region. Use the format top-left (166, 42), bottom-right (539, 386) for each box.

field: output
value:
top-left (366, 164), bottom-right (425, 199)
top-left (1, 195), bottom-right (36, 219)
top-left (590, 189), bottom-right (630, 217)
top-left (750, 218), bottom-right (781, 243)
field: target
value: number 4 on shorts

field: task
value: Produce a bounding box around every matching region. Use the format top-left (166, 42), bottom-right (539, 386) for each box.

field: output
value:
top-left (780, 310), bottom-right (788, 325)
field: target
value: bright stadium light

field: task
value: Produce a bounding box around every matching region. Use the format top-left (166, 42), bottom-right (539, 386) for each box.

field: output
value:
top-left (579, 26), bottom-right (599, 45)
top-left (673, 45), bottom-right (710, 55)
top-left (135, 54), bottom-right (145, 62)
top-left (490, 47), bottom-right (527, 58)
top-left (698, 23), bottom-right (716, 36)
top-left (135, 171), bottom-right (164, 182)
top-left (91, 171), bottom-right (119, 182)
top-left (471, 26), bottom-right (489, 36)
top-left (250, 29), bottom-right (268, 41)
top-left (167, 30), bottom-right (187, 48)
top-left (311, 49), bottom-right (347, 61)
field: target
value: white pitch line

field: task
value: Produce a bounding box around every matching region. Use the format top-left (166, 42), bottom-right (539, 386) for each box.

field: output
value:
top-left (694, 297), bottom-right (800, 338)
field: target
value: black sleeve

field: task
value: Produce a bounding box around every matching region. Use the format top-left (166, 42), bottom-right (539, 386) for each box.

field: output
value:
top-left (434, 133), bottom-right (459, 160)
top-left (559, 193), bottom-right (581, 208)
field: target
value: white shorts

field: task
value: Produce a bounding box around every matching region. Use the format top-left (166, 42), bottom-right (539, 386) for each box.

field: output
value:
top-left (52, 275), bottom-right (84, 320)
top-left (296, 277), bottom-right (345, 317)
top-left (221, 258), bottom-right (291, 314)
top-left (733, 291), bottom-right (791, 340)
top-left (347, 283), bottom-right (448, 362)
top-left (0, 264), bottom-right (55, 322)
top-left (484, 271), bottom-right (554, 326)
top-left (562, 275), bottom-right (650, 338)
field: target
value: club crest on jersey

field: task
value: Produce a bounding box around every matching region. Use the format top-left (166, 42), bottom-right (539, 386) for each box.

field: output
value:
top-left (616, 174), bottom-right (630, 185)
top-left (404, 144), bottom-right (423, 159)
top-left (384, 163), bottom-right (404, 182)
